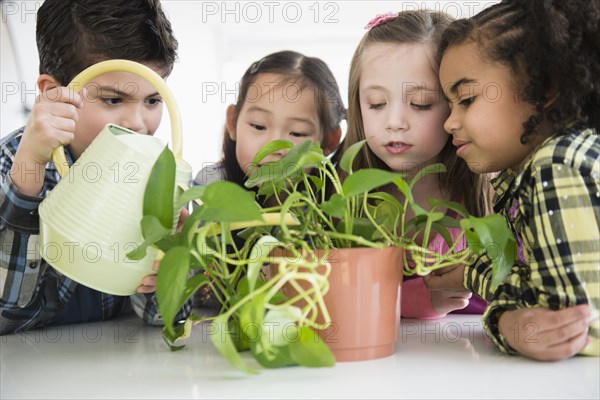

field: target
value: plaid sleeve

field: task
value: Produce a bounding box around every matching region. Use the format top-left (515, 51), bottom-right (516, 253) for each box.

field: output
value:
top-left (464, 254), bottom-right (495, 301)
top-left (0, 129), bottom-right (84, 334)
top-left (130, 292), bottom-right (192, 326)
top-left (0, 133), bottom-right (47, 333)
top-left (466, 255), bottom-right (534, 354)
top-left (464, 169), bottom-right (518, 303)
top-left (483, 136), bottom-right (600, 355)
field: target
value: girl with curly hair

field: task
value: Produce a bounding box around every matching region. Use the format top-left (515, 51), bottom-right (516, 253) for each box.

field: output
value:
top-left (426, 0), bottom-right (600, 361)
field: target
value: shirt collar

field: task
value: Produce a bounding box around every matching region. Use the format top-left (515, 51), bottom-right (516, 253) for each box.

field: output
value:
top-left (491, 169), bottom-right (518, 213)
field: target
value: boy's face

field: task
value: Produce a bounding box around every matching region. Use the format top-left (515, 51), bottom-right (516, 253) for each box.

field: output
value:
top-left (439, 42), bottom-right (539, 173)
top-left (229, 73), bottom-right (322, 174)
top-left (70, 65), bottom-right (165, 159)
top-left (359, 43), bottom-right (450, 175)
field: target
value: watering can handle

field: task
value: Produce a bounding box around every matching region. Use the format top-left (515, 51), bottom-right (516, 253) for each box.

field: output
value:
top-left (52, 59), bottom-right (183, 177)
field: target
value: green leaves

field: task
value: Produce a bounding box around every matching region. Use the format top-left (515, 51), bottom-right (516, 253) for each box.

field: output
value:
top-left (289, 326), bottom-right (335, 367)
top-left (245, 140), bottom-right (326, 189)
top-left (250, 140), bottom-right (293, 168)
top-left (144, 146), bottom-right (176, 230)
top-left (135, 141), bottom-right (518, 376)
top-left (127, 215), bottom-right (171, 260)
top-left (321, 193), bottom-right (347, 219)
top-left (461, 214), bottom-right (516, 289)
top-left (175, 185), bottom-right (206, 208)
top-left (342, 169), bottom-right (404, 198)
top-left (199, 181), bottom-right (263, 222)
top-left (156, 246), bottom-right (191, 336)
top-left (339, 139), bottom-right (367, 174)
top-left (247, 235), bottom-right (282, 292)
top-left (210, 314), bottom-right (257, 375)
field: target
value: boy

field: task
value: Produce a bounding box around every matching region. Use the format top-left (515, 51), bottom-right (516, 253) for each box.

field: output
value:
top-left (0, 0), bottom-right (190, 334)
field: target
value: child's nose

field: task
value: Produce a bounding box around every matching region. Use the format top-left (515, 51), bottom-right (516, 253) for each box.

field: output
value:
top-left (119, 107), bottom-right (147, 134)
top-left (444, 111), bottom-right (460, 134)
top-left (386, 107), bottom-right (409, 132)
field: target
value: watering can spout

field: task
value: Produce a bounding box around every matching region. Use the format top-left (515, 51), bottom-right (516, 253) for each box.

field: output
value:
top-left (39, 60), bottom-right (191, 296)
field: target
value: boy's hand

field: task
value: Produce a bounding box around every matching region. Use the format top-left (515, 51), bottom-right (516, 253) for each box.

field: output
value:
top-left (12, 86), bottom-right (83, 196)
top-left (431, 288), bottom-right (472, 315)
top-left (498, 305), bottom-right (593, 361)
top-left (136, 208), bottom-right (190, 294)
top-left (137, 260), bottom-right (160, 294)
top-left (20, 87), bottom-right (83, 164)
top-left (423, 264), bottom-right (467, 291)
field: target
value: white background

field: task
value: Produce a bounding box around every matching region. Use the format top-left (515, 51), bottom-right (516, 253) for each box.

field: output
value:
top-left (1, 0), bottom-right (499, 176)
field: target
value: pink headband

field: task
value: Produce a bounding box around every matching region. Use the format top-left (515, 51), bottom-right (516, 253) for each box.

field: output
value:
top-left (364, 12), bottom-right (399, 30)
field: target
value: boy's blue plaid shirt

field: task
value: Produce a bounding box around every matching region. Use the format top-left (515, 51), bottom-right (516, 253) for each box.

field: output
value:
top-left (0, 127), bottom-right (190, 334)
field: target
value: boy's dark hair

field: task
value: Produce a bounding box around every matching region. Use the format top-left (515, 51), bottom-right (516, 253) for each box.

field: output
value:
top-left (36, 0), bottom-right (178, 85)
top-left (440, 0), bottom-right (600, 144)
top-left (221, 50), bottom-right (346, 187)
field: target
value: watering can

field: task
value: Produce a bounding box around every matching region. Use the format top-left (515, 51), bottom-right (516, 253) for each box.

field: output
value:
top-left (38, 60), bottom-right (191, 296)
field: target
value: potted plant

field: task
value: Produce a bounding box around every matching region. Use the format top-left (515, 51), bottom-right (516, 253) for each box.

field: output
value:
top-left (131, 139), bottom-right (514, 373)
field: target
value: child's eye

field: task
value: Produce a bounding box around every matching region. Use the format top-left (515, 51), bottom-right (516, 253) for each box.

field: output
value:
top-left (146, 98), bottom-right (163, 106)
top-left (101, 97), bottom-right (122, 105)
top-left (458, 96), bottom-right (475, 107)
top-left (369, 103), bottom-right (385, 110)
top-left (411, 103), bottom-right (432, 111)
top-left (250, 123), bottom-right (266, 131)
top-left (290, 132), bottom-right (308, 138)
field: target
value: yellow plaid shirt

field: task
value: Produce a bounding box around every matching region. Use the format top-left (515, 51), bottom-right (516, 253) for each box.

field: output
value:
top-left (465, 127), bottom-right (599, 356)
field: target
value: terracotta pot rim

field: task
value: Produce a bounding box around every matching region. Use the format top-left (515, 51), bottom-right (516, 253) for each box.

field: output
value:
top-left (293, 246), bottom-right (403, 254)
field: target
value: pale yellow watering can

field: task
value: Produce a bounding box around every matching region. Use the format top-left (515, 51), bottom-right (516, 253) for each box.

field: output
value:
top-left (38, 60), bottom-right (191, 296)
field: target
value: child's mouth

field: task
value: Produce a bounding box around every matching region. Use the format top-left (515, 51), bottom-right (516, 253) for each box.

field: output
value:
top-left (385, 141), bottom-right (411, 154)
top-left (452, 138), bottom-right (471, 157)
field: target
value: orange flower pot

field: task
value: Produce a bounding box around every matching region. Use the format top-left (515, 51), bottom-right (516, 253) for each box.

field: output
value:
top-left (270, 246), bottom-right (403, 362)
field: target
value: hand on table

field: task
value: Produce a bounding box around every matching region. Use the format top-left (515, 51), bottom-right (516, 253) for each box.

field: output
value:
top-left (498, 305), bottom-right (594, 361)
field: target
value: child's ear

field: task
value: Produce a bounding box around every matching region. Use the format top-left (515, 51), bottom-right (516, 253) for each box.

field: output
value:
top-left (37, 74), bottom-right (61, 92)
top-left (323, 127), bottom-right (342, 156)
top-left (225, 104), bottom-right (238, 141)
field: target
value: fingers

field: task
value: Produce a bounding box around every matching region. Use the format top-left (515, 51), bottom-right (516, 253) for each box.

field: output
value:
top-left (179, 208), bottom-right (190, 219)
top-left (534, 304), bottom-right (592, 332)
top-left (423, 268), bottom-right (466, 291)
top-left (136, 285), bottom-right (155, 294)
top-left (534, 307), bottom-right (593, 348)
top-left (499, 306), bottom-right (594, 361)
top-left (176, 208), bottom-right (190, 232)
top-left (444, 298), bottom-right (469, 311)
top-left (531, 330), bottom-right (589, 362)
top-left (431, 290), bottom-right (472, 314)
top-left (541, 316), bottom-right (591, 348)
top-left (40, 86), bottom-right (84, 108)
top-left (136, 274), bottom-right (157, 294)
top-left (21, 87), bottom-right (83, 164)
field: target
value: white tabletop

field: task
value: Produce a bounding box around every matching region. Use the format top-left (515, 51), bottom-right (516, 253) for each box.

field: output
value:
top-left (1, 313), bottom-right (598, 399)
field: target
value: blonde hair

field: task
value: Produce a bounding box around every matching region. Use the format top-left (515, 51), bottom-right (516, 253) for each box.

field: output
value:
top-left (343, 10), bottom-right (492, 216)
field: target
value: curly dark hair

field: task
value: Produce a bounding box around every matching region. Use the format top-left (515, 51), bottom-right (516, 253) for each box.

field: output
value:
top-left (440, 0), bottom-right (600, 144)
top-left (36, 0), bottom-right (178, 85)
